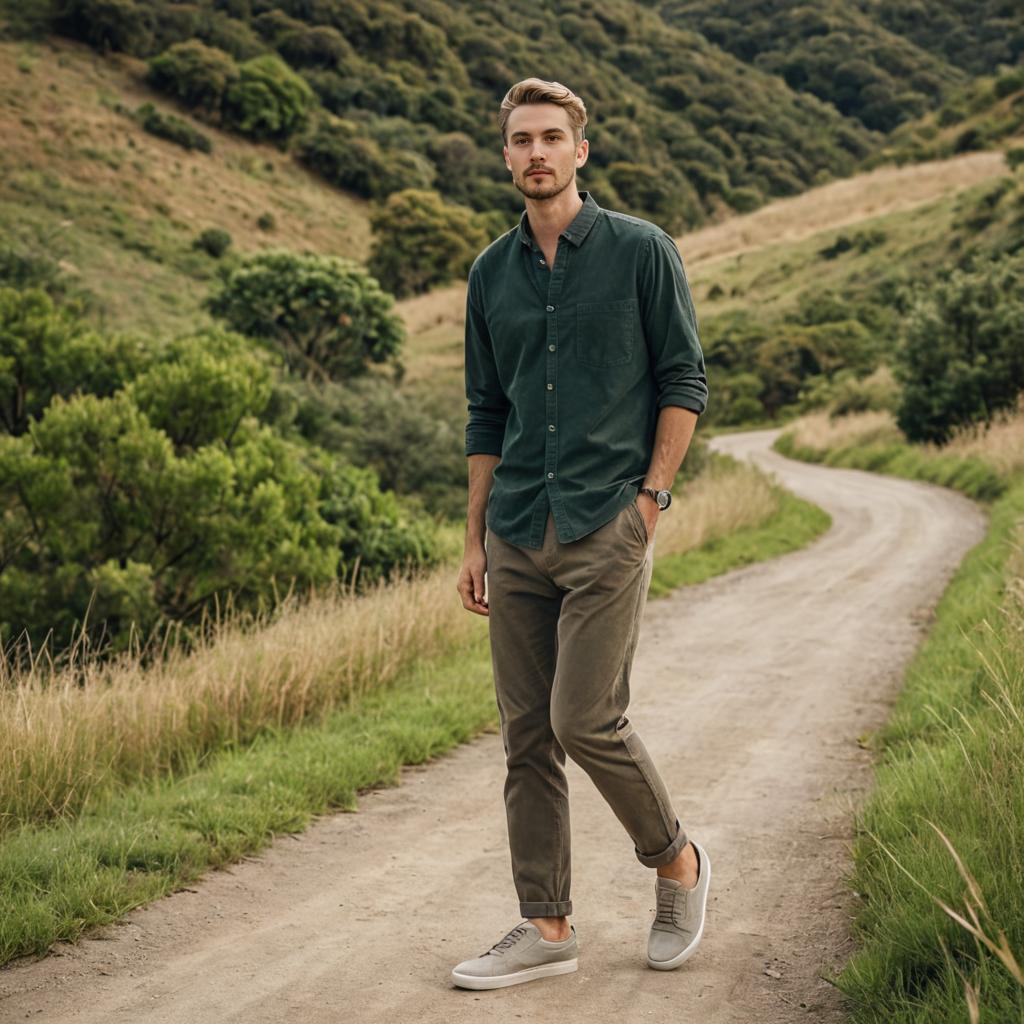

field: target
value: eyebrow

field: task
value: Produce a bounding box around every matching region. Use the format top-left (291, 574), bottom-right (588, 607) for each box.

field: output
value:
top-left (510, 127), bottom-right (567, 138)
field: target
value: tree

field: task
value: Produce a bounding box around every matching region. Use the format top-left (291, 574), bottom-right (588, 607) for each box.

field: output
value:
top-left (203, 250), bottom-right (404, 382)
top-left (368, 189), bottom-right (487, 299)
top-left (895, 254), bottom-right (1024, 443)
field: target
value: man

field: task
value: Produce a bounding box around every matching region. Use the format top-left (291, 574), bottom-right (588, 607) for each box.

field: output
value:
top-left (453, 77), bottom-right (710, 990)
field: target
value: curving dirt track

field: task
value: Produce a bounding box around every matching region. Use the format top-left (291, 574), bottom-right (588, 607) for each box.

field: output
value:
top-left (0, 429), bottom-right (987, 1024)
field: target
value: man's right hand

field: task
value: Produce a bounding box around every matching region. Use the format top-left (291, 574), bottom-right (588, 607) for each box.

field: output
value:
top-left (457, 546), bottom-right (489, 616)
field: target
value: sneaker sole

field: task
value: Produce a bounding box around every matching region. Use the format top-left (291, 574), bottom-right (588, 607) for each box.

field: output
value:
top-left (646, 847), bottom-right (711, 971)
top-left (451, 957), bottom-right (578, 990)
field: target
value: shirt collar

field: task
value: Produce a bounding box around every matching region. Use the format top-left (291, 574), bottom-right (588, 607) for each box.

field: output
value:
top-left (517, 190), bottom-right (601, 249)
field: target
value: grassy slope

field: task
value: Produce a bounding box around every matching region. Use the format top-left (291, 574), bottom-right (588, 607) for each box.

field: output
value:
top-left (0, 36), bottom-right (373, 338)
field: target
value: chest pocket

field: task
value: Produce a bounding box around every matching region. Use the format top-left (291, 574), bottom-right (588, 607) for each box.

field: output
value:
top-left (576, 299), bottom-right (636, 367)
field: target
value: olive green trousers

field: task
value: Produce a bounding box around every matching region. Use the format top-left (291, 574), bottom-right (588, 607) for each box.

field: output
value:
top-left (484, 498), bottom-right (687, 918)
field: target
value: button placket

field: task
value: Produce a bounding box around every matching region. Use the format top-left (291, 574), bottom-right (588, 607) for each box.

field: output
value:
top-left (543, 239), bottom-right (568, 524)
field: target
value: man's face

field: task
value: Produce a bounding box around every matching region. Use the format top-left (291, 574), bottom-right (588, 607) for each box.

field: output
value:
top-left (503, 102), bottom-right (588, 201)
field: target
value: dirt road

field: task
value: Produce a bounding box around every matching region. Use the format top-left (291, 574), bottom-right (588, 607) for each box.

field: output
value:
top-left (0, 430), bottom-right (986, 1024)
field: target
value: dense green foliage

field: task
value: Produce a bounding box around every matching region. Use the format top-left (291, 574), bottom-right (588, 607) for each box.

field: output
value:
top-left (135, 100), bottom-right (213, 152)
top-left (203, 249), bottom-right (405, 383)
top-left (0, 288), bottom-right (439, 656)
top-left (367, 188), bottom-right (488, 299)
top-left (35, 0), bottom-right (888, 231)
top-left (857, 0), bottom-right (1024, 77)
top-left (895, 252), bottom-right (1024, 443)
top-left (664, 0), bottom-right (962, 131)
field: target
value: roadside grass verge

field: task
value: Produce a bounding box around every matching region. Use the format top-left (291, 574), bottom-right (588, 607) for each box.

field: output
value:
top-left (775, 409), bottom-right (1024, 1022)
top-left (0, 450), bottom-right (828, 966)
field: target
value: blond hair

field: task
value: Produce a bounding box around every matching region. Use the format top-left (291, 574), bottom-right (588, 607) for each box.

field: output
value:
top-left (498, 78), bottom-right (588, 146)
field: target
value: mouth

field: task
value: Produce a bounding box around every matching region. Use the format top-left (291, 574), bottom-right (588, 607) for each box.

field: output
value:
top-left (527, 170), bottom-right (551, 177)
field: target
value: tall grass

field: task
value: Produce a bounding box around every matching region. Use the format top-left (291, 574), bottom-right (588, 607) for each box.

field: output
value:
top-left (0, 453), bottom-right (784, 837)
top-left (775, 409), bottom-right (1008, 501)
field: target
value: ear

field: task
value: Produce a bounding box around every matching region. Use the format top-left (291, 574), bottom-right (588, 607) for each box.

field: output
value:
top-left (576, 139), bottom-right (589, 168)
top-left (503, 144), bottom-right (511, 170)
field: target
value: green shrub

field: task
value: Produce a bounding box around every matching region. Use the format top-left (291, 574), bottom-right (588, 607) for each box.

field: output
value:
top-left (221, 53), bottom-right (314, 145)
top-left (146, 39), bottom-right (239, 121)
top-left (367, 189), bottom-right (487, 299)
top-left (296, 114), bottom-right (435, 199)
top-left (193, 227), bottom-right (232, 258)
top-left (136, 102), bottom-right (212, 152)
top-left (0, 327), bottom-right (439, 656)
top-left (203, 249), bottom-right (404, 382)
top-left (53, 0), bottom-right (154, 56)
top-left (895, 252), bottom-right (1024, 443)
top-left (0, 287), bottom-right (151, 436)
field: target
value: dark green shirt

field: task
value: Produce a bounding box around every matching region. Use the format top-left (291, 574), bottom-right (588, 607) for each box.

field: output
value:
top-left (464, 189), bottom-right (708, 550)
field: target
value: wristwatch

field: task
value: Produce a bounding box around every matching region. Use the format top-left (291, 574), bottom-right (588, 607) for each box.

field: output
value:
top-left (640, 486), bottom-right (672, 510)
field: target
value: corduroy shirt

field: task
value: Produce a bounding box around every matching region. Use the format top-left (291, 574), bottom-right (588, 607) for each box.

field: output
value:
top-left (464, 189), bottom-right (708, 550)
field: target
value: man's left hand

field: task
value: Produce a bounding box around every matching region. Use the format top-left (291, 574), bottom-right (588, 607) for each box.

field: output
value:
top-left (637, 491), bottom-right (660, 542)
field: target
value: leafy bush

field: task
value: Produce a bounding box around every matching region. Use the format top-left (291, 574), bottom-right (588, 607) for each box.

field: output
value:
top-left (895, 253), bottom-right (1024, 443)
top-left (270, 373), bottom-right (468, 518)
top-left (53, 0), bottom-right (154, 56)
top-left (221, 52), bottom-right (314, 145)
top-left (203, 249), bottom-right (404, 381)
top-left (0, 288), bottom-right (151, 436)
top-left (193, 227), bottom-right (232, 257)
top-left (367, 189), bottom-right (487, 299)
top-left (136, 102), bottom-right (212, 151)
top-left (0, 321), bottom-right (439, 655)
top-left (146, 39), bottom-right (239, 121)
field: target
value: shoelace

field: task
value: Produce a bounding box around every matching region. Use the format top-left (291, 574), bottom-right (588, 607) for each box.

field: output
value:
top-left (655, 885), bottom-right (685, 927)
top-left (485, 924), bottom-right (528, 956)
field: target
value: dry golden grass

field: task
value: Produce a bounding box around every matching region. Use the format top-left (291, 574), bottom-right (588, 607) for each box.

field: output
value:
top-left (0, 37), bottom-right (372, 319)
top-left (653, 456), bottom-right (781, 556)
top-left (782, 409), bottom-right (903, 455)
top-left (0, 456), bottom-right (779, 833)
top-left (939, 402), bottom-right (1024, 477)
top-left (679, 151), bottom-right (1008, 271)
top-left (784, 402), bottom-right (1024, 479)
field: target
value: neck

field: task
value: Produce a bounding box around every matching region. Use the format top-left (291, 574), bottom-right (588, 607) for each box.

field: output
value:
top-left (525, 187), bottom-right (583, 242)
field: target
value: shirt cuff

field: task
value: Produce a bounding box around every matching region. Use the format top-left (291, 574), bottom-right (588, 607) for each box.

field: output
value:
top-left (657, 390), bottom-right (707, 416)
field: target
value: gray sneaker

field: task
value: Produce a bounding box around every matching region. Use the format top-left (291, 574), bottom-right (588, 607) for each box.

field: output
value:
top-left (647, 840), bottom-right (710, 970)
top-left (451, 921), bottom-right (578, 990)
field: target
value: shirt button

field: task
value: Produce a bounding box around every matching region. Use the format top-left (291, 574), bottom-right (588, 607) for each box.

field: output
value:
top-left (547, 472), bottom-right (554, 479)
top-left (539, 259), bottom-right (546, 265)
top-left (546, 383), bottom-right (553, 390)
top-left (548, 424), bottom-right (555, 431)
top-left (545, 304), bottom-right (554, 312)
top-left (548, 344), bottom-right (555, 352)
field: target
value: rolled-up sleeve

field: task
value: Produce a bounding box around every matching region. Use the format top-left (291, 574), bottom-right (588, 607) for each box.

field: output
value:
top-left (639, 232), bottom-right (709, 416)
top-left (464, 265), bottom-right (510, 457)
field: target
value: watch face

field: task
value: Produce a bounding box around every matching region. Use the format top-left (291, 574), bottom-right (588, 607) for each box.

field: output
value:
top-left (657, 490), bottom-right (671, 510)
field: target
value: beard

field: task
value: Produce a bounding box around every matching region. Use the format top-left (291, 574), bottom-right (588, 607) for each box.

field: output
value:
top-left (514, 170), bottom-right (572, 201)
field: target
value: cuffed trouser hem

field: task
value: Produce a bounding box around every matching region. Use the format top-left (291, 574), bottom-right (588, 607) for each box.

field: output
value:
top-left (634, 818), bottom-right (688, 868)
top-left (520, 900), bottom-right (573, 918)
